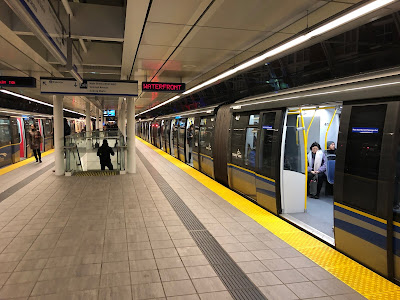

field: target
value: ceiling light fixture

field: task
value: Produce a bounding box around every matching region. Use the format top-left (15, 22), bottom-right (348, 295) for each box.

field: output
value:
top-left (0, 89), bottom-right (86, 117)
top-left (136, 95), bottom-right (180, 116)
top-left (135, 0), bottom-right (396, 116)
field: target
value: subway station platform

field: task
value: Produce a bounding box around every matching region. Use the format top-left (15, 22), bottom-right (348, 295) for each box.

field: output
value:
top-left (0, 139), bottom-right (397, 300)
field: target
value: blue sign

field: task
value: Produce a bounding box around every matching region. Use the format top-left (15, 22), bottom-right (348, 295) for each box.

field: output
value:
top-left (103, 110), bottom-right (115, 117)
top-left (262, 126), bottom-right (273, 130)
top-left (352, 127), bottom-right (379, 134)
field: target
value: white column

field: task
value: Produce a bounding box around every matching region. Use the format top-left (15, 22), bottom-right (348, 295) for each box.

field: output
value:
top-left (86, 102), bottom-right (91, 134)
top-left (127, 97), bottom-right (136, 173)
top-left (53, 95), bottom-right (64, 175)
top-left (121, 100), bottom-right (126, 138)
top-left (95, 108), bottom-right (100, 130)
top-left (100, 111), bottom-right (104, 131)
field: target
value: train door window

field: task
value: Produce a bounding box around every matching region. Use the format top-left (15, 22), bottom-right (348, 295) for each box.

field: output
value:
top-left (259, 112), bottom-right (276, 178)
top-left (231, 114), bottom-right (250, 167)
top-left (281, 106), bottom-right (341, 244)
top-left (186, 118), bottom-right (194, 166)
top-left (199, 116), bottom-right (215, 177)
top-left (343, 104), bottom-right (386, 214)
top-left (230, 113), bottom-right (257, 199)
top-left (178, 119), bottom-right (187, 162)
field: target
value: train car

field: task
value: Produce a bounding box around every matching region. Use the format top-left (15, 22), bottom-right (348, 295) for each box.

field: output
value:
top-left (137, 67), bottom-right (400, 284)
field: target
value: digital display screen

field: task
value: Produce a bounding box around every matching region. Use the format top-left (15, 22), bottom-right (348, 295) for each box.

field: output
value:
top-left (103, 110), bottom-right (116, 116)
top-left (142, 82), bottom-right (186, 92)
top-left (0, 76), bottom-right (36, 88)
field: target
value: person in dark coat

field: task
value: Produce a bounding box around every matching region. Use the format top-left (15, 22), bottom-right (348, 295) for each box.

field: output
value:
top-left (29, 124), bottom-right (42, 163)
top-left (97, 139), bottom-right (114, 170)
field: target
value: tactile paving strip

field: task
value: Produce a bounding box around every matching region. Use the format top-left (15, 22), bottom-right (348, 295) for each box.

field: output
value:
top-left (137, 150), bottom-right (267, 300)
top-left (138, 137), bottom-right (400, 300)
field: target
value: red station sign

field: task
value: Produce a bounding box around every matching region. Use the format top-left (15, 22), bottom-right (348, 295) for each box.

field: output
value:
top-left (0, 76), bottom-right (36, 88)
top-left (142, 82), bottom-right (186, 93)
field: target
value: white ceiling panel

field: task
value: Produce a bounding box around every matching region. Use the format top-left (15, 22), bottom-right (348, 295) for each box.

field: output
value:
top-left (197, 0), bottom-right (320, 31)
top-left (142, 23), bottom-right (187, 47)
top-left (180, 26), bottom-right (266, 51)
top-left (148, 0), bottom-right (209, 25)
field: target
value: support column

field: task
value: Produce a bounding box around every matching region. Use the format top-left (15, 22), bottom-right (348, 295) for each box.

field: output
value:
top-left (95, 108), bottom-right (100, 130)
top-left (53, 95), bottom-right (64, 176)
top-left (127, 97), bottom-right (136, 173)
top-left (86, 102), bottom-right (91, 135)
top-left (100, 111), bottom-right (104, 131)
top-left (121, 100), bottom-right (126, 139)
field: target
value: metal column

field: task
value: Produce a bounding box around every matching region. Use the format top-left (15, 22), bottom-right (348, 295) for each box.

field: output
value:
top-left (86, 102), bottom-right (91, 134)
top-left (127, 97), bottom-right (136, 173)
top-left (53, 95), bottom-right (64, 176)
top-left (121, 100), bottom-right (126, 139)
top-left (95, 108), bottom-right (100, 130)
top-left (100, 111), bottom-right (104, 131)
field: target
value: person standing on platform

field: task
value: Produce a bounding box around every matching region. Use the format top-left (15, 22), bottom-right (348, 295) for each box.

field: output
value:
top-left (29, 124), bottom-right (42, 163)
top-left (97, 139), bottom-right (114, 170)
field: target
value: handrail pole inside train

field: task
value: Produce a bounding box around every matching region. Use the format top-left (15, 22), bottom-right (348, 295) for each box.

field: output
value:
top-left (325, 108), bottom-right (338, 150)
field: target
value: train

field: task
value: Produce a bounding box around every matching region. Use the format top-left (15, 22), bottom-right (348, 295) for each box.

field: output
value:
top-left (137, 67), bottom-right (400, 284)
top-left (0, 110), bottom-right (86, 168)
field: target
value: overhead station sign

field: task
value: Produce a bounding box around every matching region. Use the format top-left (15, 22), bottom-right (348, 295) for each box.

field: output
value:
top-left (0, 76), bottom-right (36, 88)
top-left (142, 82), bottom-right (186, 93)
top-left (40, 78), bottom-right (138, 96)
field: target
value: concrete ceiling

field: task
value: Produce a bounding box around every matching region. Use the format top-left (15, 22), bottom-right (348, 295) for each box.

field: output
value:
top-left (0, 0), bottom-right (398, 115)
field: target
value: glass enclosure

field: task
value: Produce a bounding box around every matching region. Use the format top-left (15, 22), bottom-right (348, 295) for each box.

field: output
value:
top-left (65, 129), bottom-right (126, 174)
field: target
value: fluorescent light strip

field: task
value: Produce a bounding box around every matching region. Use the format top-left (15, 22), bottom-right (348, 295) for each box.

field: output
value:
top-left (241, 80), bottom-right (400, 107)
top-left (135, 95), bottom-right (180, 117)
top-left (1, 89), bottom-right (86, 117)
top-left (136, 0), bottom-right (395, 116)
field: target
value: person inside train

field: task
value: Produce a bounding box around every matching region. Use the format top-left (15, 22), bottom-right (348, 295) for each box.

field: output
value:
top-left (29, 124), bottom-right (42, 163)
top-left (326, 141), bottom-right (336, 155)
top-left (97, 139), bottom-right (114, 170)
top-left (187, 124), bottom-right (194, 163)
top-left (307, 142), bottom-right (327, 199)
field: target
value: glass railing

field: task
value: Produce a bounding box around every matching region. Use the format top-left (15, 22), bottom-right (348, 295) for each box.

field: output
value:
top-left (65, 129), bottom-right (126, 174)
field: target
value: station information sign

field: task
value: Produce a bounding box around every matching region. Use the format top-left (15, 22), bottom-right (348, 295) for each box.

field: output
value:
top-left (0, 76), bottom-right (36, 88)
top-left (142, 82), bottom-right (185, 92)
top-left (40, 78), bottom-right (138, 96)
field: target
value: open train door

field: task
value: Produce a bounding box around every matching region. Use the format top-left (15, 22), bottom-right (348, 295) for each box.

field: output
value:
top-left (335, 100), bottom-right (400, 283)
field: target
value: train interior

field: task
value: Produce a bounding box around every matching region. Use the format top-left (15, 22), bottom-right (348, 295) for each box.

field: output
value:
top-left (281, 105), bottom-right (341, 244)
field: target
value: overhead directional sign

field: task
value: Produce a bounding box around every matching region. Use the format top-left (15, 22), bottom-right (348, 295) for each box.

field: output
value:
top-left (0, 76), bottom-right (36, 88)
top-left (142, 82), bottom-right (186, 93)
top-left (40, 78), bottom-right (138, 96)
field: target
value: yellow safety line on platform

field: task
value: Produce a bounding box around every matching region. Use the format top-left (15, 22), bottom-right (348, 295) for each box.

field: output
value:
top-left (137, 136), bottom-right (400, 300)
top-left (0, 149), bottom-right (54, 176)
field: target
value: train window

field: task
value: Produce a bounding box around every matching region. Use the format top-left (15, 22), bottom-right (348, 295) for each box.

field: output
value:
top-left (343, 104), bottom-right (387, 214)
top-left (0, 119), bottom-right (11, 146)
top-left (200, 117), bottom-right (214, 157)
top-left (244, 128), bottom-right (257, 168)
top-left (249, 115), bottom-right (259, 125)
top-left (259, 112), bottom-right (276, 178)
top-left (231, 114), bottom-right (250, 167)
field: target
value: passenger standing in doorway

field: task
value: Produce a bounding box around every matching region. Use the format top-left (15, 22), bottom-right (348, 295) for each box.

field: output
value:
top-left (29, 124), bottom-right (42, 163)
top-left (307, 142), bottom-right (326, 199)
top-left (187, 124), bottom-right (194, 163)
top-left (97, 139), bottom-right (114, 170)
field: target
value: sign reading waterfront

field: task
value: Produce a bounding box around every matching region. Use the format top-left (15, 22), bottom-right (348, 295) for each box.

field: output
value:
top-left (40, 78), bottom-right (138, 96)
top-left (142, 82), bottom-right (186, 92)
